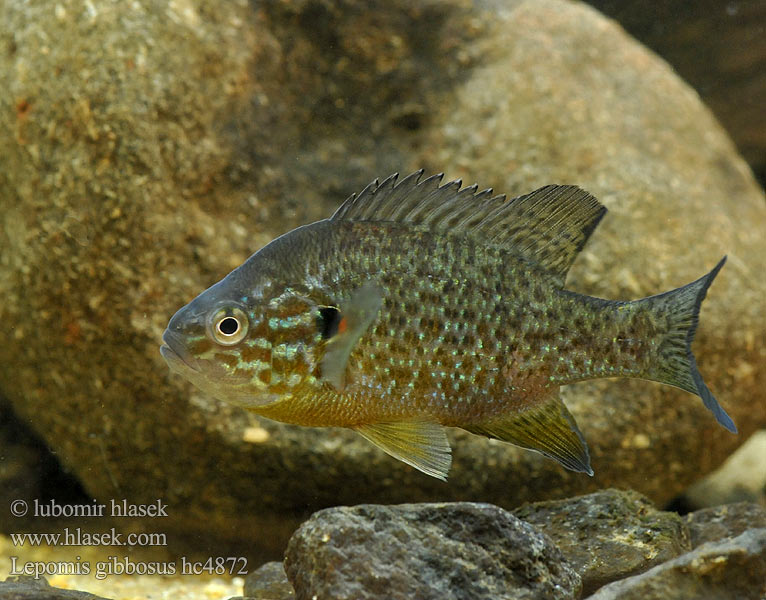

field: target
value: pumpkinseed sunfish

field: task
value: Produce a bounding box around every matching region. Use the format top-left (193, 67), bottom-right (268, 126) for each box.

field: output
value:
top-left (160, 171), bottom-right (736, 480)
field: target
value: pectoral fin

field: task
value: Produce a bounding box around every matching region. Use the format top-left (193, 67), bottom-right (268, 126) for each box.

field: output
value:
top-left (319, 281), bottom-right (383, 391)
top-left (464, 393), bottom-right (593, 475)
top-left (354, 420), bottom-right (452, 480)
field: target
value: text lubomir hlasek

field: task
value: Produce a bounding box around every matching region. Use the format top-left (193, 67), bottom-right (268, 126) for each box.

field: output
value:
top-left (33, 499), bottom-right (168, 518)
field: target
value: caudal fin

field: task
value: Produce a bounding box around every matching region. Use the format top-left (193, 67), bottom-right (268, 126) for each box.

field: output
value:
top-left (644, 256), bottom-right (736, 433)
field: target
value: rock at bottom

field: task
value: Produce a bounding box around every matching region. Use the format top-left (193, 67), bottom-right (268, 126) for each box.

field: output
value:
top-left (0, 576), bottom-right (112, 599)
top-left (513, 488), bottom-right (690, 595)
top-left (587, 528), bottom-right (766, 600)
top-left (684, 502), bottom-right (766, 548)
top-left (284, 502), bottom-right (580, 600)
top-left (243, 561), bottom-right (295, 599)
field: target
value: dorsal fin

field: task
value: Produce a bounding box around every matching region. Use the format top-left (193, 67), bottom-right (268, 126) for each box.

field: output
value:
top-left (331, 171), bottom-right (606, 285)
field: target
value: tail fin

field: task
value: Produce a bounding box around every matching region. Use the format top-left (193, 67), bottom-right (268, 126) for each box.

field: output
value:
top-left (644, 256), bottom-right (736, 433)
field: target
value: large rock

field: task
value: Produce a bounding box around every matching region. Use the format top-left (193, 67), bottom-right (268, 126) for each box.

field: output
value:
top-left (284, 503), bottom-right (581, 600)
top-left (587, 529), bottom-right (766, 600)
top-left (586, 0), bottom-right (766, 185)
top-left (513, 489), bottom-right (690, 596)
top-left (0, 0), bottom-right (764, 558)
top-left (685, 502), bottom-right (766, 548)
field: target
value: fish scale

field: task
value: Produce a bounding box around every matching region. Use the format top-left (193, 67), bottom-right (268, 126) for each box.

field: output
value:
top-left (161, 170), bottom-right (736, 480)
top-left (324, 226), bottom-right (611, 415)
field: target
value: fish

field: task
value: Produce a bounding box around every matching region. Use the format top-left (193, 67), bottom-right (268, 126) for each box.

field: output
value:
top-left (160, 170), bottom-right (736, 480)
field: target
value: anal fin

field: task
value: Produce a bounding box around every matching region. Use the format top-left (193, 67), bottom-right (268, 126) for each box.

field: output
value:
top-left (354, 420), bottom-right (452, 481)
top-left (464, 393), bottom-right (593, 475)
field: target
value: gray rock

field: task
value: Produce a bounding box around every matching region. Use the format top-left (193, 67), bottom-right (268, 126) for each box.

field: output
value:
top-left (685, 502), bottom-right (766, 548)
top-left (1, 0), bottom-right (765, 559)
top-left (0, 576), bottom-right (112, 599)
top-left (284, 502), bottom-right (581, 600)
top-left (587, 528), bottom-right (766, 600)
top-left (244, 561), bottom-right (295, 599)
top-left (513, 489), bottom-right (690, 596)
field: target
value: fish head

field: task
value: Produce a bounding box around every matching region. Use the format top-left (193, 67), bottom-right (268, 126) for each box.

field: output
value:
top-left (160, 260), bottom-right (327, 409)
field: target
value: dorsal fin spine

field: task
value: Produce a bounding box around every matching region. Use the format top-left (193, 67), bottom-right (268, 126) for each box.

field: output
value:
top-left (331, 171), bottom-right (607, 284)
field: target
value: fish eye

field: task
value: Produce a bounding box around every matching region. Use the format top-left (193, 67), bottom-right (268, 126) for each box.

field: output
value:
top-left (209, 307), bottom-right (249, 345)
top-left (218, 317), bottom-right (239, 335)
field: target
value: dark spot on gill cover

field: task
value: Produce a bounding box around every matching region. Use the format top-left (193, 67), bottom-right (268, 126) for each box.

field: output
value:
top-left (317, 306), bottom-right (341, 339)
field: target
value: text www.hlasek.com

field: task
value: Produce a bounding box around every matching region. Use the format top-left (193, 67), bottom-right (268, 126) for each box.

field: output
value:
top-left (8, 498), bottom-right (249, 580)
top-left (11, 529), bottom-right (165, 548)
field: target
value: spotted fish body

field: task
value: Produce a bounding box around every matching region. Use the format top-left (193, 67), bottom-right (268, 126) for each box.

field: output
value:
top-left (161, 171), bottom-right (736, 479)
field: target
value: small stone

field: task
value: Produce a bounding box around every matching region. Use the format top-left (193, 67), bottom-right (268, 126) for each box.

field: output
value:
top-left (631, 433), bottom-right (651, 449)
top-left (284, 502), bottom-right (581, 600)
top-left (684, 502), bottom-right (766, 548)
top-left (243, 562), bottom-right (295, 599)
top-left (513, 489), bottom-right (690, 596)
top-left (241, 426), bottom-right (271, 444)
top-left (0, 575), bottom-right (112, 599)
top-left (586, 528), bottom-right (766, 600)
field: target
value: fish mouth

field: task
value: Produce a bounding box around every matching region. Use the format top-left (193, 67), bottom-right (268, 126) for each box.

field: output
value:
top-left (160, 330), bottom-right (200, 374)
